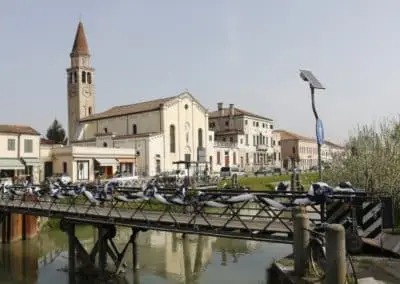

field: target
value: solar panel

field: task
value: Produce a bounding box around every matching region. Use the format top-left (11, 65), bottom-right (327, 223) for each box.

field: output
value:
top-left (299, 70), bottom-right (325, 89)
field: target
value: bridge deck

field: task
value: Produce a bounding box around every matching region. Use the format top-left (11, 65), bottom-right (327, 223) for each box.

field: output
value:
top-left (0, 199), bottom-right (294, 242)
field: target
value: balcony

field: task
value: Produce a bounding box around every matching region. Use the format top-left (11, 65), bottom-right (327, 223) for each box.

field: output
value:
top-left (214, 141), bottom-right (238, 148)
top-left (256, 144), bottom-right (268, 151)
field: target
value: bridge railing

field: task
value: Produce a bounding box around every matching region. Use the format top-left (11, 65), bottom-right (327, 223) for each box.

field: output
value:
top-left (0, 187), bottom-right (394, 243)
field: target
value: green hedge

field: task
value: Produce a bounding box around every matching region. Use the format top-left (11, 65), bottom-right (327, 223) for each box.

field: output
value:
top-left (219, 173), bottom-right (319, 190)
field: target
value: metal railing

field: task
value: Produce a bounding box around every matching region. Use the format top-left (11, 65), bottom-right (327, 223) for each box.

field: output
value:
top-left (0, 188), bottom-right (326, 243)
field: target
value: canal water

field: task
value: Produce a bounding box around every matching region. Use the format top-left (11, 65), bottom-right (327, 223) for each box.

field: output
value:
top-left (0, 226), bottom-right (291, 284)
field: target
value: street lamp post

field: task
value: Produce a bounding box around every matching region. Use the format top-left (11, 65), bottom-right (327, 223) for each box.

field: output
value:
top-left (299, 70), bottom-right (325, 181)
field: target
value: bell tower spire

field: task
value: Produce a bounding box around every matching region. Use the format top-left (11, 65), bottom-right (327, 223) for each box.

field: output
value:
top-left (67, 21), bottom-right (96, 141)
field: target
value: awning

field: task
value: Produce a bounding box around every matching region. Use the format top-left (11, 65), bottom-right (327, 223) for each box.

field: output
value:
top-left (95, 158), bottom-right (118, 167)
top-left (118, 158), bottom-right (135, 163)
top-left (22, 158), bottom-right (42, 166)
top-left (0, 159), bottom-right (25, 170)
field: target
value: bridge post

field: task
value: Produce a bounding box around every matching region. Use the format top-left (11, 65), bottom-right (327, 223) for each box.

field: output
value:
top-left (326, 224), bottom-right (346, 284)
top-left (132, 228), bottom-right (139, 271)
top-left (293, 213), bottom-right (309, 277)
top-left (1, 213), bottom-right (6, 243)
top-left (98, 226), bottom-right (108, 274)
top-left (67, 223), bottom-right (76, 282)
top-left (6, 213), bottom-right (11, 243)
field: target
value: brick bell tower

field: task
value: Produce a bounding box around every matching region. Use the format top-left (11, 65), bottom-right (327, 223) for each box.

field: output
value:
top-left (67, 21), bottom-right (96, 140)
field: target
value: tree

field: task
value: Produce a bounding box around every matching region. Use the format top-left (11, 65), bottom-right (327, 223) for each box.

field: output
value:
top-left (325, 117), bottom-right (400, 224)
top-left (325, 117), bottom-right (400, 193)
top-left (46, 119), bottom-right (68, 145)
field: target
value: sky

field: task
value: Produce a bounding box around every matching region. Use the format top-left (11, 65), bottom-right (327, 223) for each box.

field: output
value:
top-left (1, 1), bottom-right (400, 143)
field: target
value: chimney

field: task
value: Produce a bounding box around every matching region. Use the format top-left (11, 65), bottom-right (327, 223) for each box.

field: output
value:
top-left (217, 102), bottom-right (224, 115)
top-left (229, 104), bottom-right (234, 116)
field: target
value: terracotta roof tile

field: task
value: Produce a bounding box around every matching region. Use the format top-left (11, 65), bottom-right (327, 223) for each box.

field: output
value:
top-left (209, 107), bottom-right (272, 121)
top-left (80, 96), bottom-right (177, 122)
top-left (0, 125), bottom-right (40, 136)
top-left (273, 129), bottom-right (315, 142)
top-left (71, 22), bottom-right (90, 56)
top-left (273, 129), bottom-right (344, 148)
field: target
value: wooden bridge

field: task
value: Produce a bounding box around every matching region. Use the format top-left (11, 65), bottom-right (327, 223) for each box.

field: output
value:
top-left (0, 188), bottom-right (394, 278)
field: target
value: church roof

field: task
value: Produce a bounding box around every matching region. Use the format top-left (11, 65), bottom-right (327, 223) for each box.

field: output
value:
top-left (80, 96), bottom-right (177, 122)
top-left (71, 21), bottom-right (90, 56)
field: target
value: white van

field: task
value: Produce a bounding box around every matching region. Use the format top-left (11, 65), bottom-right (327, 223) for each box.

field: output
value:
top-left (220, 166), bottom-right (244, 178)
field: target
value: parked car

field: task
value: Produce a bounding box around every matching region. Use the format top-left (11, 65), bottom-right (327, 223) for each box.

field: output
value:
top-left (220, 166), bottom-right (245, 178)
top-left (272, 167), bottom-right (287, 176)
top-left (51, 173), bottom-right (72, 185)
top-left (254, 167), bottom-right (273, 176)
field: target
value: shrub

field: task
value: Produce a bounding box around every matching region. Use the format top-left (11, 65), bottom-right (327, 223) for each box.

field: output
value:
top-left (324, 117), bottom-right (400, 225)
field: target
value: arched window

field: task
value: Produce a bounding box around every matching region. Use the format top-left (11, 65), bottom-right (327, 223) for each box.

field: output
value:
top-left (88, 107), bottom-right (92, 115)
top-left (73, 72), bottom-right (77, 83)
top-left (82, 71), bottom-right (86, 83)
top-left (103, 142), bottom-right (108, 147)
top-left (132, 124), bottom-right (137, 135)
top-left (170, 125), bottom-right (176, 153)
top-left (68, 72), bottom-right (72, 84)
top-left (198, 128), bottom-right (203, 148)
top-left (87, 72), bottom-right (92, 84)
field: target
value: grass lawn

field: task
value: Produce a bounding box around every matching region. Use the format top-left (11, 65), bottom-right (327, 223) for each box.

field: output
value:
top-left (219, 172), bottom-right (319, 191)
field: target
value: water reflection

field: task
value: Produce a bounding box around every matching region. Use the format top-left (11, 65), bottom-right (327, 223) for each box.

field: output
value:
top-left (0, 226), bottom-right (291, 284)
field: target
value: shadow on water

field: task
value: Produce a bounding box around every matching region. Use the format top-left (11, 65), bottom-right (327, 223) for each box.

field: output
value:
top-left (0, 226), bottom-right (291, 284)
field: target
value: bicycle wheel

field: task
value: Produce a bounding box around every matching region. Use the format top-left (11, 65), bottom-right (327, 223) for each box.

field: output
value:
top-left (308, 237), bottom-right (327, 279)
top-left (345, 253), bottom-right (358, 283)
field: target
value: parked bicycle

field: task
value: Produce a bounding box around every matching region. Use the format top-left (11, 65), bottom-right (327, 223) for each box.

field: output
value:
top-left (307, 223), bottom-right (358, 283)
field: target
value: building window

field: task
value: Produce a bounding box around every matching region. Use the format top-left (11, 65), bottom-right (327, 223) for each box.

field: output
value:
top-left (256, 122), bottom-right (259, 127)
top-left (246, 153), bottom-right (249, 164)
top-left (133, 124), bottom-right (137, 135)
top-left (209, 135), bottom-right (212, 141)
top-left (24, 139), bottom-right (33, 153)
top-left (170, 124), bottom-right (176, 153)
top-left (88, 107), bottom-right (92, 115)
top-left (77, 160), bottom-right (89, 181)
top-left (7, 139), bottom-right (15, 151)
top-left (253, 153), bottom-right (257, 164)
top-left (68, 72), bottom-right (73, 84)
top-left (103, 142), bottom-right (108, 147)
top-left (225, 121), bottom-right (229, 127)
top-left (87, 72), bottom-right (92, 84)
top-left (233, 152), bottom-right (237, 164)
top-left (229, 137), bottom-right (234, 142)
top-left (209, 122), bottom-right (215, 128)
top-left (217, 151), bottom-right (221, 164)
top-left (82, 71), bottom-right (86, 83)
top-left (270, 124), bottom-right (273, 129)
top-left (104, 127), bottom-right (108, 133)
top-left (184, 104), bottom-right (189, 110)
top-left (198, 128), bottom-right (203, 148)
top-left (245, 135), bottom-right (248, 145)
top-left (240, 139), bottom-right (243, 144)
top-left (73, 71), bottom-right (77, 83)
top-left (245, 120), bottom-right (248, 125)
top-left (62, 162), bottom-right (68, 174)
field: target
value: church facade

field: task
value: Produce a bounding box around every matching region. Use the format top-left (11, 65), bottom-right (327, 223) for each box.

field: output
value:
top-left (67, 22), bottom-right (209, 176)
